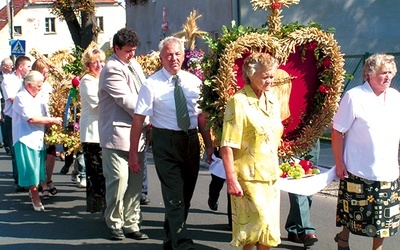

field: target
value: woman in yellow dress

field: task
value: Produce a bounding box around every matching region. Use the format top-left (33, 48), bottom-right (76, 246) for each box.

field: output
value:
top-left (220, 52), bottom-right (283, 249)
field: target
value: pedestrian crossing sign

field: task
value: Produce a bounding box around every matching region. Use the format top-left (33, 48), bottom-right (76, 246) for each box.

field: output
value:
top-left (10, 40), bottom-right (26, 56)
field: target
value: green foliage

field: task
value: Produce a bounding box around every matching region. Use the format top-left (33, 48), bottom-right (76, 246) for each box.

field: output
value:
top-left (62, 46), bottom-right (84, 76)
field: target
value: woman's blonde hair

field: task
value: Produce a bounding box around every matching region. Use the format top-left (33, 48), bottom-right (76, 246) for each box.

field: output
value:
top-left (81, 48), bottom-right (105, 75)
top-left (242, 53), bottom-right (279, 85)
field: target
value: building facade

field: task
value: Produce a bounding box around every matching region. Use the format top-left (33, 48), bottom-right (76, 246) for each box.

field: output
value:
top-left (0, 0), bottom-right (126, 58)
top-left (126, 0), bottom-right (400, 56)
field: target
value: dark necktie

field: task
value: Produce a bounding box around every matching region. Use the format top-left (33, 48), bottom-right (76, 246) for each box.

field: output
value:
top-left (173, 75), bottom-right (190, 132)
top-left (128, 65), bottom-right (142, 93)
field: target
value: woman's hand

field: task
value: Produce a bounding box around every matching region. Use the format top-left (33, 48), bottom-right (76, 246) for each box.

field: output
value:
top-left (226, 178), bottom-right (244, 197)
top-left (52, 117), bottom-right (63, 126)
top-left (336, 162), bottom-right (348, 180)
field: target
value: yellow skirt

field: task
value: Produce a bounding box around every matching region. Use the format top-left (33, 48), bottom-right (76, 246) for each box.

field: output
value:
top-left (230, 179), bottom-right (281, 247)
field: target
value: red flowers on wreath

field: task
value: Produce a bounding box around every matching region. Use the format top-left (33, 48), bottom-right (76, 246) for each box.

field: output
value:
top-left (232, 64), bottom-right (239, 73)
top-left (306, 41), bottom-right (318, 51)
top-left (271, 1), bottom-right (282, 10)
top-left (319, 85), bottom-right (330, 94)
top-left (322, 57), bottom-right (332, 68)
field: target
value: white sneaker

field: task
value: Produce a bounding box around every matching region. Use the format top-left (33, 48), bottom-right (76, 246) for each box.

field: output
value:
top-left (79, 178), bottom-right (87, 188)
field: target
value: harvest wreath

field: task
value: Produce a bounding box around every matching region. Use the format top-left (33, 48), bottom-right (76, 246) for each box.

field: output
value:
top-left (199, 0), bottom-right (346, 161)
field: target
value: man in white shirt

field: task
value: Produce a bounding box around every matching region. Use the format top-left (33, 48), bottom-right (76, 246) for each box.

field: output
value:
top-left (129, 36), bottom-right (213, 250)
top-left (2, 56), bottom-right (31, 192)
top-left (0, 57), bottom-right (14, 151)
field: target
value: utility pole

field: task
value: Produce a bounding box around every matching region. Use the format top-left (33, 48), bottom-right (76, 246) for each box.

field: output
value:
top-left (6, 0), bottom-right (13, 40)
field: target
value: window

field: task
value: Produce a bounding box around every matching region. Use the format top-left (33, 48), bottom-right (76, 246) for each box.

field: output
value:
top-left (97, 16), bottom-right (104, 32)
top-left (13, 26), bottom-right (22, 35)
top-left (45, 17), bottom-right (56, 33)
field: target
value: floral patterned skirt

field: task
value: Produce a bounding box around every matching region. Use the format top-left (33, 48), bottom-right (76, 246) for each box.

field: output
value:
top-left (82, 143), bottom-right (106, 213)
top-left (230, 179), bottom-right (281, 247)
top-left (336, 172), bottom-right (400, 238)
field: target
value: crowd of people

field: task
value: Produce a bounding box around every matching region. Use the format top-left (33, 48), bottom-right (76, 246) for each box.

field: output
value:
top-left (1, 27), bottom-right (400, 250)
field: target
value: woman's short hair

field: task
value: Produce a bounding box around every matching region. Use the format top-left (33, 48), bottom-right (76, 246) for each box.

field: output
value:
top-left (81, 48), bottom-right (105, 74)
top-left (242, 53), bottom-right (279, 85)
top-left (362, 53), bottom-right (397, 81)
top-left (23, 70), bottom-right (44, 87)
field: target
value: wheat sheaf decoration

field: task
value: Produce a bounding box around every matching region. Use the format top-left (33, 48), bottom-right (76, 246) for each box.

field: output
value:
top-left (199, 0), bottom-right (345, 161)
top-left (30, 48), bottom-right (82, 155)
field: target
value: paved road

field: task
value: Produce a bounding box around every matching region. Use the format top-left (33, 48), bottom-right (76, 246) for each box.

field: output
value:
top-left (0, 142), bottom-right (399, 249)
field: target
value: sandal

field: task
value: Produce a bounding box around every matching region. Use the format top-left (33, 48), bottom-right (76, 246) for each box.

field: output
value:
top-left (42, 190), bottom-right (50, 200)
top-left (334, 233), bottom-right (350, 250)
top-left (47, 181), bottom-right (58, 195)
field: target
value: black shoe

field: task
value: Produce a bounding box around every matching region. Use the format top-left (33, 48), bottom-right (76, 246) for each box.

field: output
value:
top-left (140, 196), bottom-right (150, 205)
top-left (208, 197), bottom-right (218, 211)
top-left (15, 185), bottom-right (25, 192)
top-left (125, 231), bottom-right (149, 240)
top-left (110, 228), bottom-right (125, 241)
top-left (287, 232), bottom-right (302, 243)
top-left (60, 166), bottom-right (69, 174)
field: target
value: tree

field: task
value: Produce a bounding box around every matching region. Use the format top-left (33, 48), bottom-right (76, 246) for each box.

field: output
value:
top-left (51, 0), bottom-right (100, 50)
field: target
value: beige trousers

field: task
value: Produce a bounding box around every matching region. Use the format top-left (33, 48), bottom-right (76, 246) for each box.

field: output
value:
top-left (102, 148), bottom-right (144, 233)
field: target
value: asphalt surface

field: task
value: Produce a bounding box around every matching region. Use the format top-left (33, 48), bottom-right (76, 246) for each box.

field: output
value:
top-left (1, 142), bottom-right (400, 249)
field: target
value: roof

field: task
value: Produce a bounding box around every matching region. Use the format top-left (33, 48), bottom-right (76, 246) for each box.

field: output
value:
top-left (0, 0), bottom-right (118, 31)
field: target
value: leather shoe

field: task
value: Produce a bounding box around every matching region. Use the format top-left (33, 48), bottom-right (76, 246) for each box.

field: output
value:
top-left (110, 228), bottom-right (125, 240)
top-left (140, 196), bottom-right (150, 205)
top-left (303, 233), bottom-right (318, 246)
top-left (208, 197), bottom-right (218, 211)
top-left (287, 232), bottom-right (302, 243)
top-left (125, 231), bottom-right (149, 240)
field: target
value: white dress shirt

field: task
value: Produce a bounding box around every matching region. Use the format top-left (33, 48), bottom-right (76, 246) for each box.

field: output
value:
top-left (135, 68), bottom-right (201, 131)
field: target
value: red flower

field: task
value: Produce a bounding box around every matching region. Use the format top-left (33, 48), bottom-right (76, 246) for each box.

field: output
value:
top-left (227, 87), bottom-right (236, 97)
top-left (306, 41), bottom-right (318, 51)
top-left (232, 64), bottom-right (239, 73)
top-left (271, 1), bottom-right (282, 10)
top-left (322, 57), bottom-right (332, 68)
top-left (71, 76), bottom-right (80, 88)
top-left (319, 85), bottom-right (330, 94)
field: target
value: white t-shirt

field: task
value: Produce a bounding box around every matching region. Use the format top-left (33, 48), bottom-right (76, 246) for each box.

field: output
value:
top-left (135, 68), bottom-right (201, 130)
top-left (12, 88), bottom-right (47, 150)
top-left (2, 73), bottom-right (23, 117)
top-left (333, 82), bottom-right (400, 181)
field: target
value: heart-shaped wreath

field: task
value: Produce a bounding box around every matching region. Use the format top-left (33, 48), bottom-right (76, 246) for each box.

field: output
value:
top-left (199, 0), bottom-right (346, 161)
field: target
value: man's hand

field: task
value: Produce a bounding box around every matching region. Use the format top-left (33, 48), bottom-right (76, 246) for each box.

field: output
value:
top-left (128, 151), bottom-right (141, 174)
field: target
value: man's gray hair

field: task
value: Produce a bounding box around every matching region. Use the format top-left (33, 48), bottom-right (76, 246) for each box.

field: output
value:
top-left (158, 36), bottom-right (185, 53)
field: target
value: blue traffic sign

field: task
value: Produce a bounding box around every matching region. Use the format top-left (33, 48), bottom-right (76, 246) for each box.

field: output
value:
top-left (10, 39), bottom-right (26, 56)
